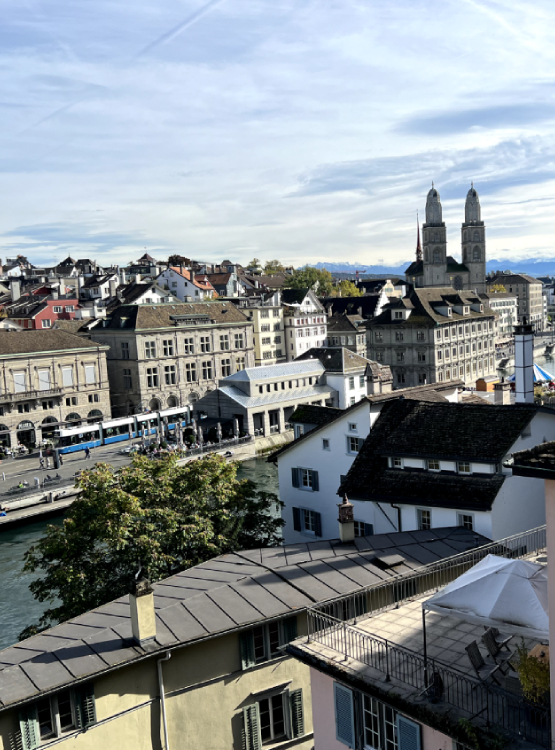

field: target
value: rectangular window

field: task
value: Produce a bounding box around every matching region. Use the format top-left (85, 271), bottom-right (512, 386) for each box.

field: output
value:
top-left (38, 369), bottom-right (51, 391)
top-left (146, 367), bottom-right (158, 387)
top-left (20, 685), bottom-right (96, 745)
top-left (42, 319), bottom-right (52, 328)
top-left (202, 361), bottom-right (213, 380)
top-left (347, 436), bottom-right (360, 454)
top-left (260, 309), bottom-right (269, 318)
top-left (84, 364), bottom-right (96, 384)
top-left (359, 375), bottom-right (365, 387)
top-left (200, 336), bottom-right (211, 353)
top-left (396, 352), bottom-right (404, 362)
top-left (220, 334), bottom-right (230, 351)
top-left (163, 339), bottom-right (174, 356)
top-left (261, 337), bottom-right (271, 345)
top-left (322, 438), bottom-right (330, 450)
top-left (375, 331), bottom-right (383, 342)
top-left (13, 371), bottom-right (26, 393)
top-left (261, 324), bottom-right (271, 333)
top-left (395, 331), bottom-right (404, 341)
top-left (348, 376), bottom-right (355, 389)
top-left (65, 306), bottom-right (74, 313)
top-left (235, 332), bottom-right (244, 349)
top-left (240, 617), bottom-right (298, 669)
top-left (393, 457), bottom-right (402, 468)
top-left (427, 459), bottom-right (440, 471)
top-left (185, 363), bottom-right (197, 382)
top-left (17, 403), bottom-right (30, 413)
top-left (458, 461), bottom-right (471, 474)
top-left (164, 365), bottom-right (176, 385)
top-left (123, 369), bottom-right (132, 389)
top-left (242, 688), bottom-right (304, 748)
top-left (236, 356), bottom-right (245, 372)
top-left (221, 359), bottom-right (231, 377)
top-left (363, 695), bottom-right (401, 750)
top-left (458, 513), bottom-right (474, 530)
top-left (397, 373), bottom-right (405, 384)
top-left (417, 508), bottom-right (431, 530)
top-left (417, 352), bottom-right (426, 362)
top-left (291, 467), bottom-right (319, 492)
top-left (53, 306), bottom-right (62, 313)
top-left (183, 337), bottom-right (194, 354)
top-left (354, 520), bottom-right (373, 537)
top-left (417, 331), bottom-right (425, 341)
top-left (274, 335), bottom-right (281, 344)
top-left (145, 341), bottom-right (156, 358)
top-left (121, 342), bottom-right (130, 359)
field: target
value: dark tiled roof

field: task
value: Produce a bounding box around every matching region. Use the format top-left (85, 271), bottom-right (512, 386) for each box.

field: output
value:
top-left (371, 287), bottom-right (494, 327)
top-left (507, 440), bottom-right (555, 478)
top-left (282, 288), bottom-right (310, 305)
top-left (52, 320), bottom-right (91, 335)
top-left (0, 330), bottom-right (106, 355)
top-left (326, 312), bottom-right (359, 333)
top-left (322, 295), bottom-right (381, 318)
top-left (98, 302), bottom-right (249, 331)
top-left (446, 256), bottom-right (469, 273)
top-left (288, 404), bottom-right (342, 426)
top-left (491, 272), bottom-right (540, 285)
top-left (405, 260), bottom-right (423, 275)
top-left (0, 526), bottom-right (488, 709)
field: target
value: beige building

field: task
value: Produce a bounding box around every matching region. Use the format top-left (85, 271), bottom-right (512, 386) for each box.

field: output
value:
top-left (488, 272), bottom-right (545, 332)
top-left (0, 528), bottom-right (483, 750)
top-left (367, 287), bottom-right (497, 387)
top-left (88, 303), bottom-right (255, 417)
top-left (0, 330), bottom-right (111, 450)
top-left (247, 303), bottom-right (285, 365)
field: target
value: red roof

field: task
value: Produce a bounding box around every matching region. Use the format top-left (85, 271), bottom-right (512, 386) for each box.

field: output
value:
top-left (168, 267), bottom-right (215, 292)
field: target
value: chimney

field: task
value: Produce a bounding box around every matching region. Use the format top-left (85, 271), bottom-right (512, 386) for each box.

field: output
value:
top-left (129, 578), bottom-right (156, 646)
top-left (109, 279), bottom-right (118, 298)
top-left (337, 495), bottom-right (355, 543)
top-left (494, 377), bottom-right (511, 405)
top-left (10, 279), bottom-right (20, 302)
top-left (51, 289), bottom-right (59, 300)
top-left (514, 318), bottom-right (534, 404)
top-left (190, 270), bottom-right (195, 284)
top-left (120, 268), bottom-right (126, 285)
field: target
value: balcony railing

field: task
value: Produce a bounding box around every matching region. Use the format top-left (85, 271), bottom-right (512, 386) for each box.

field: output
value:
top-left (0, 387), bottom-right (62, 404)
top-left (306, 610), bottom-right (550, 748)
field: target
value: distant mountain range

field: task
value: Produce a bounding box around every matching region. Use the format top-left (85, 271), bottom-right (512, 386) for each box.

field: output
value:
top-left (303, 259), bottom-right (555, 278)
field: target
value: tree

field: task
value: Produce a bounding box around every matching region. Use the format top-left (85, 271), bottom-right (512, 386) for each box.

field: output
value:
top-left (489, 284), bottom-right (507, 293)
top-left (167, 254), bottom-right (189, 267)
top-left (264, 260), bottom-right (285, 275)
top-left (284, 266), bottom-right (334, 296)
top-left (247, 258), bottom-right (262, 271)
top-left (331, 280), bottom-right (363, 298)
top-left (20, 454), bottom-right (283, 638)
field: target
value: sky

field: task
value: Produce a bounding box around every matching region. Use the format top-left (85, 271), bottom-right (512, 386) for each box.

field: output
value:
top-left (1, 0), bottom-right (555, 269)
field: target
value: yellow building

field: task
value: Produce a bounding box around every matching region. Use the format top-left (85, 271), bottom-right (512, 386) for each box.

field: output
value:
top-left (246, 303), bottom-right (285, 366)
top-left (0, 529), bottom-right (487, 750)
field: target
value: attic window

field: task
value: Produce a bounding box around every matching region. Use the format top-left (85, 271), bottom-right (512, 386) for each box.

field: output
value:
top-left (464, 306), bottom-right (469, 315)
top-left (447, 308), bottom-right (452, 316)
top-left (394, 311), bottom-right (403, 319)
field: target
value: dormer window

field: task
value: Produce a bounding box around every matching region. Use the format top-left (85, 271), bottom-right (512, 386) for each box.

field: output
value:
top-left (447, 308), bottom-right (452, 316)
top-left (458, 461), bottom-right (471, 474)
top-left (392, 457), bottom-right (402, 468)
top-left (427, 459), bottom-right (440, 472)
top-left (464, 306), bottom-right (470, 315)
top-left (394, 311), bottom-right (403, 320)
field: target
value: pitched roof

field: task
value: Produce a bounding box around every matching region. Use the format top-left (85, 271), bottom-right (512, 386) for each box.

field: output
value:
top-left (97, 302), bottom-right (249, 331)
top-left (205, 273), bottom-right (233, 285)
top-left (288, 404), bottom-right (342, 426)
top-left (0, 330), bottom-right (107, 355)
top-left (165, 267), bottom-right (215, 292)
top-left (295, 347), bottom-right (371, 373)
top-left (0, 526), bottom-right (489, 710)
top-left (322, 295), bottom-right (383, 319)
top-left (491, 272), bottom-right (540, 285)
top-left (508, 440), bottom-right (555, 478)
top-left (224, 359), bottom-right (324, 382)
top-left (216, 383), bottom-right (335, 409)
top-left (371, 287), bottom-right (494, 327)
top-left (326, 312), bottom-right (359, 333)
top-left (281, 288), bottom-right (310, 305)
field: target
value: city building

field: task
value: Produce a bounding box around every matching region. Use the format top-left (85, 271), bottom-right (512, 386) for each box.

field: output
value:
top-left (282, 289), bottom-right (327, 361)
top-left (0, 330), bottom-right (111, 450)
top-left (194, 359), bottom-right (336, 437)
top-left (367, 287), bottom-right (497, 387)
top-left (405, 185), bottom-right (487, 294)
top-left (88, 302), bottom-right (254, 417)
top-left (355, 277), bottom-right (407, 298)
top-left (295, 347), bottom-right (392, 408)
top-left (0, 526), bottom-right (489, 750)
top-left (243, 295), bottom-right (286, 366)
top-left (325, 312), bottom-right (367, 356)
top-left (270, 381), bottom-right (463, 544)
top-left (6, 292), bottom-right (80, 330)
top-left (488, 272), bottom-right (545, 331)
top-left (156, 267), bottom-right (216, 301)
top-left (481, 290), bottom-right (518, 346)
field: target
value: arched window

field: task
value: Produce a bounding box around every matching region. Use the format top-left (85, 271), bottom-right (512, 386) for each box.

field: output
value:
top-left (167, 395), bottom-right (178, 408)
top-left (87, 409), bottom-right (103, 423)
top-left (188, 392), bottom-right (200, 404)
top-left (149, 398), bottom-right (161, 411)
top-left (473, 230), bottom-right (480, 241)
top-left (0, 424), bottom-right (10, 448)
top-left (433, 248), bottom-right (441, 263)
top-left (473, 246), bottom-right (481, 261)
top-left (66, 412), bottom-right (81, 426)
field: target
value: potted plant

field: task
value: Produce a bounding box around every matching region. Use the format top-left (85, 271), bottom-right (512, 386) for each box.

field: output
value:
top-left (514, 640), bottom-right (550, 709)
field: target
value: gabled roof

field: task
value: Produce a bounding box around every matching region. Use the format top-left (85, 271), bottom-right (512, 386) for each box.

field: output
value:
top-left (281, 287), bottom-right (310, 305)
top-left (326, 312), bottom-right (359, 333)
top-left (322, 295), bottom-right (382, 319)
top-left (0, 330), bottom-right (107, 355)
top-left (371, 287), bottom-right (494, 327)
top-left (288, 404), bottom-right (342, 426)
top-left (490, 272), bottom-right (540, 285)
top-left (0, 526), bottom-right (488, 710)
top-left (96, 302), bottom-right (249, 331)
top-left (163, 267), bottom-right (215, 292)
top-left (295, 347), bottom-right (370, 373)
top-left (216, 383), bottom-right (335, 409)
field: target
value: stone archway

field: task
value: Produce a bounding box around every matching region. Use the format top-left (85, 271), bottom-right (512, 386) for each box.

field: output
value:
top-left (149, 398), bottom-right (161, 411)
top-left (17, 420), bottom-right (36, 449)
top-left (65, 412), bottom-right (82, 427)
top-left (41, 416), bottom-right (58, 440)
top-left (87, 409), bottom-right (103, 424)
top-left (167, 395), bottom-right (178, 408)
top-left (0, 424), bottom-right (11, 448)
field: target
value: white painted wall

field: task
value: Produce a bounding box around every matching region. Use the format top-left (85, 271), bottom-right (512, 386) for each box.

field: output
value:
top-left (325, 371), bottom-right (366, 409)
top-left (157, 269), bottom-right (213, 301)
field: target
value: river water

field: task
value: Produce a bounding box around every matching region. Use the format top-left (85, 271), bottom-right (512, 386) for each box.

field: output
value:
top-left (0, 458), bottom-right (279, 651)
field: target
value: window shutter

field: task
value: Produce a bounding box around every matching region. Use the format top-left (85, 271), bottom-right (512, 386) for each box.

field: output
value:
top-left (62, 367), bottom-right (73, 386)
top-left (364, 523), bottom-right (374, 536)
top-left (240, 630), bottom-right (255, 670)
top-left (242, 704), bottom-right (261, 750)
top-left (334, 683), bottom-right (355, 747)
top-left (291, 468), bottom-right (300, 488)
top-left (311, 470), bottom-right (319, 492)
top-left (289, 689), bottom-right (304, 738)
top-left (84, 365), bottom-right (96, 385)
top-left (314, 511), bottom-right (322, 538)
top-left (8, 731), bottom-right (23, 750)
top-left (281, 616), bottom-right (298, 644)
top-left (75, 684), bottom-right (96, 729)
top-left (292, 507), bottom-right (301, 532)
top-left (18, 707), bottom-right (39, 750)
top-left (397, 715), bottom-right (421, 750)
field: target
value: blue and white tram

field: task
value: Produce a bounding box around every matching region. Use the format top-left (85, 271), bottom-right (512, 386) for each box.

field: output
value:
top-left (54, 406), bottom-right (191, 454)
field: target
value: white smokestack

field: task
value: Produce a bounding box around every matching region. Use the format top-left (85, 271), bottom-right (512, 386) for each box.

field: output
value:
top-left (514, 319), bottom-right (534, 404)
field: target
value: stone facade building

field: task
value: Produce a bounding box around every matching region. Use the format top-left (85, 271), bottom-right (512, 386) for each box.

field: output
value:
top-left (88, 302), bottom-right (255, 417)
top-left (488, 272), bottom-right (545, 332)
top-left (405, 185), bottom-right (487, 294)
top-left (0, 330), bottom-right (111, 449)
top-left (367, 287), bottom-right (497, 387)
top-left (282, 289), bottom-right (327, 361)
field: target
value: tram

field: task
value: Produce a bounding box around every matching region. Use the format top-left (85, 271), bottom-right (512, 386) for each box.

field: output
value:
top-left (54, 406), bottom-right (191, 453)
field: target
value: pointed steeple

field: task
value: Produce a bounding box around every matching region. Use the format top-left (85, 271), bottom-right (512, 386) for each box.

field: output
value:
top-left (416, 211), bottom-right (422, 262)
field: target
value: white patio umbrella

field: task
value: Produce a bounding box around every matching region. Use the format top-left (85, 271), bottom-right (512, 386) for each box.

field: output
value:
top-left (424, 554), bottom-right (549, 641)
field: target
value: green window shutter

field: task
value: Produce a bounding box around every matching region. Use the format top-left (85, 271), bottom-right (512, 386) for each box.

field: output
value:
top-left (281, 616), bottom-right (298, 644)
top-left (291, 468), bottom-right (300, 488)
top-left (289, 689), bottom-right (304, 738)
top-left (311, 470), bottom-right (319, 491)
top-left (75, 684), bottom-right (96, 729)
top-left (240, 630), bottom-right (255, 670)
top-left (18, 707), bottom-right (39, 750)
top-left (242, 704), bottom-right (261, 750)
top-left (397, 715), bottom-right (421, 750)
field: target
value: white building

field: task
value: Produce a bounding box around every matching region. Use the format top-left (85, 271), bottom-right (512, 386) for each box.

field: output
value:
top-left (270, 382), bottom-right (462, 544)
top-left (481, 291), bottom-right (517, 345)
top-left (282, 288), bottom-right (327, 361)
top-left (157, 266), bottom-right (216, 301)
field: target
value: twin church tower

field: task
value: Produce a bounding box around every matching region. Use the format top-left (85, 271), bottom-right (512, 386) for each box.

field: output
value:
top-left (405, 185), bottom-right (486, 294)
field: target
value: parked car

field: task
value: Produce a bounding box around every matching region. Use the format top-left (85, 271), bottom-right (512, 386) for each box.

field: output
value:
top-left (119, 445), bottom-right (140, 455)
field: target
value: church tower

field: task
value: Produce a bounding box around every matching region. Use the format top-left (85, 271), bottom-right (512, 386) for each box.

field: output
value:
top-left (461, 184), bottom-right (486, 294)
top-left (422, 185), bottom-right (447, 287)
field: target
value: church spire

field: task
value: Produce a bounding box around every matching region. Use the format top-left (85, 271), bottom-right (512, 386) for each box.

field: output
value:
top-left (416, 211), bottom-right (422, 262)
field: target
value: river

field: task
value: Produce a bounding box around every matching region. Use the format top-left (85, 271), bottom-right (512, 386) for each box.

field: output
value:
top-left (0, 457), bottom-right (279, 651)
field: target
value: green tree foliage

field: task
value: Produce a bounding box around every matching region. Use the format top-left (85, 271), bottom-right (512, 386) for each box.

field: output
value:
top-left (21, 454), bottom-right (283, 639)
top-left (167, 254), bottom-right (189, 267)
top-left (247, 258), bottom-right (262, 271)
top-left (331, 280), bottom-right (363, 297)
top-left (489, 284), bottom-right (507, 293)
top-left (263, 260), bottom-right (285, 274)
top-left (284, 266), bottom-right (334, 296)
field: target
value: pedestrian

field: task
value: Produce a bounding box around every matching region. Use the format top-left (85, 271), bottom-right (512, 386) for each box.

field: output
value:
top-left (39, 458), bottom-right (44, 469)
top-left (85, 447), bottom-right (91, 460)
top-left (45, 457), bottom-right (50, 468)
top-left (58, 453), bottom-right (63, 466)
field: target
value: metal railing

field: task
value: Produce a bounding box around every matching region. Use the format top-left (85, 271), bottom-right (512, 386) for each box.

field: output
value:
top-left (176, 435), bottom-right (254, 459)
top-left (311, 525), bottom-right (546, 621)
top-left (306, 610), bottom-right (550, 747)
